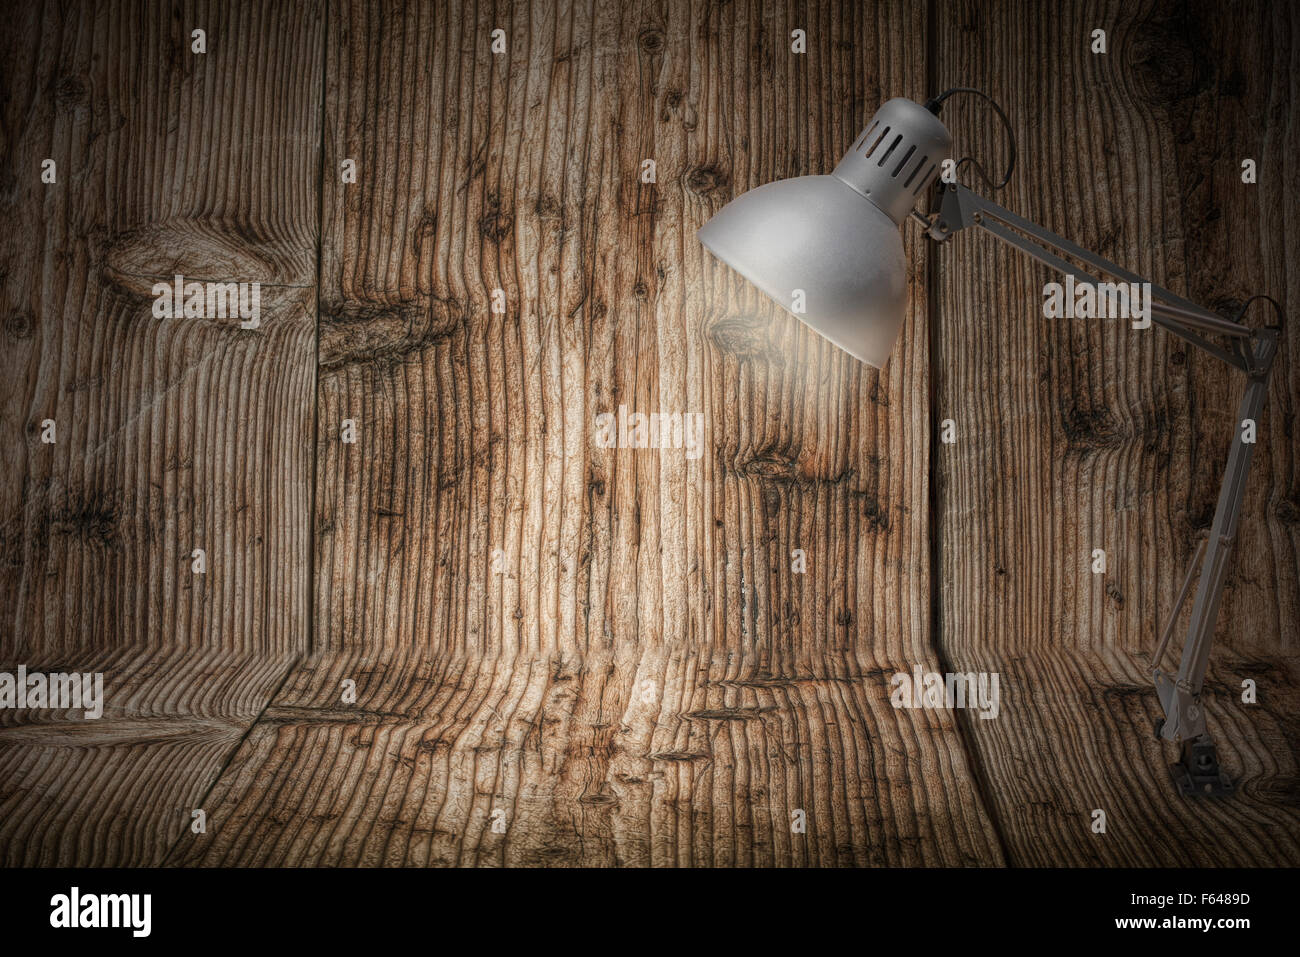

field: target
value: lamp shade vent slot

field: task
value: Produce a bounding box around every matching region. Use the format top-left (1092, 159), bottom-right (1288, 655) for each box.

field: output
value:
top-left (902, 154), bottom-right (928, 188)
top-left (862, 125), bottom-right (890, 158)
top-left (877, 134), bottom-right (903, 167)
top-left (853, 120), bottom-right (880, 152)
top-left (912, 163), bottom-right (938, 194)
top-left (891, 144), bottom-right (916, 176)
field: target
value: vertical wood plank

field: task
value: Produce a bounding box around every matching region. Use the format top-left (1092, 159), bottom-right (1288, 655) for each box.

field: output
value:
top-left (0, 0), bottom-right (321, 865)
top-left (934, 0), bottom-right (1299, 865)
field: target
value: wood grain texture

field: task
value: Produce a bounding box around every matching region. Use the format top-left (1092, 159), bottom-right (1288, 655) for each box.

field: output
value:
top-left (169, 0), bottom-right (1005, 866)
top-left (933, 0), bottom-right (1300, 865)
top-left (0, 0), bottom-right (321, 865)
top-left (3, 0), bottom-right (1296, 870)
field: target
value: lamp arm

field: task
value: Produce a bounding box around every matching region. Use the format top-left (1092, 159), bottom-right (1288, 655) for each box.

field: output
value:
top-left (918, 181), bottom-right (1283, 796)
top-left (919, 183), bottom-right (1256, 370)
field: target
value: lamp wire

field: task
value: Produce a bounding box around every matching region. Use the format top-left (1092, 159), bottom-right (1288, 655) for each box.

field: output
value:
top-left (1234, 294), bottom-right (1286, 331)
top-left (924, 87), bottom-right (1017, 190)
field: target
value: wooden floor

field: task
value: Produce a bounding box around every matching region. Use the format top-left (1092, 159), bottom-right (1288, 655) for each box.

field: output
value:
top-left (1, 0), bottom-right (1296, 867)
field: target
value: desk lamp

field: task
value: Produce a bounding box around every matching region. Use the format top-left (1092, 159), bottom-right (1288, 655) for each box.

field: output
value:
top-left (698, 91), bottom-right (1283, 797)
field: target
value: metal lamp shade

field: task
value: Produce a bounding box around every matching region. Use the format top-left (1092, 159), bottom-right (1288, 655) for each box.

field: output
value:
top-left (698, 174), bottom-right (907, 367)
top-left (698, 97), bottom-right (953, 368)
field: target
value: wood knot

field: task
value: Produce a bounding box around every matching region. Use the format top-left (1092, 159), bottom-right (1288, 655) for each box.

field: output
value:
top-left (318, 298), bottom-right (461, 372)
top-left (413, 206), bottom-right (438, 252)
top-left (47, 493), bottom-right (120, 549)
top-left (1275, 497), bottom-right (1300, 526)
top-left (861, 496), bottom-right (889, 532)
top-left (54, 73), bottom-right (89, 108)
top-left (478, 209), bottom-right (514, 242)
top-left (1059, 403), bottom-right (1124, 452)
top-left (477, 192), bottom-right (514, 242)
top-left (1130, 16), bottom-right (1212, 107)
top-left (534, 194), bottom-right (563, 219)
top-left (705, 314), bottom-right (780, 364)
top-left (4, 313), bottom-right (33, 340)
top-left (740, 452), bottom-right (798, 481)
top-left (685, 164), bottom-right (728, 197)
top-left (638, 27), bottom-right (665, 55)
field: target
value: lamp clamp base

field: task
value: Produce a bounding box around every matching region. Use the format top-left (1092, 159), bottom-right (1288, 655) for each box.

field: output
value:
top-left (1171, 734), bottom-right (1235, 798)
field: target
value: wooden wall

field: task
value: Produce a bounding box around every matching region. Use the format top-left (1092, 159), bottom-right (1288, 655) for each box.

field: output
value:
top-left (0, 0), bottom-right (1295, 867)
top-left (933, 0), bottom-right (1299, 865)
top-left (0, 0), bottom-right (322, 865)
